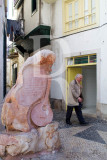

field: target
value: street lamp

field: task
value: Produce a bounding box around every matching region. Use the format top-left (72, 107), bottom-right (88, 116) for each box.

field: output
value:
top-left (43, 0), bottom-right (57, 4)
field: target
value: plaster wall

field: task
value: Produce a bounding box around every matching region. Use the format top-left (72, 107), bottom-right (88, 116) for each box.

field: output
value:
top-left (100, 25), bottom-right (107, 104)
top-left (7, 0), bottom-right (17, 20)
top-left (51, 28), bottom-right (101, 100)
top-left (99, 0), bottom-right (107, 26)
top-left (18, 54), bottom-right (24, 70)
top-left (40, 0), bottom-right (63, 38)
top-left (82, 66), bottom-right (96, 108)
top-left (40, 0), bottom-right (51, 26)
top-left (50, 0), bottom-right (63, 38)
top-left (24, 0), bottom-right (39, 35)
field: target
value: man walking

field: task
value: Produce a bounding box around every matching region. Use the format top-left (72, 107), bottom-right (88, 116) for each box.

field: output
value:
top-left (66, 74), bottom-right (88, 125)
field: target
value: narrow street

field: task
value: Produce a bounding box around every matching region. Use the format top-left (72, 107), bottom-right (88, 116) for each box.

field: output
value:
top-left (0, 101), bottom-right (107, 160)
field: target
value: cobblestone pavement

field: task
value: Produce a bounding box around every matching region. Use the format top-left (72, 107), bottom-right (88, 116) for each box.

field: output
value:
top-left (0, 102), bottom-right (107, 160)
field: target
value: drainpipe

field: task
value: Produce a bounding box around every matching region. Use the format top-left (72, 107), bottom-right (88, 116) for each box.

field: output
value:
top-left (3, 24), bottom-right (6, 97)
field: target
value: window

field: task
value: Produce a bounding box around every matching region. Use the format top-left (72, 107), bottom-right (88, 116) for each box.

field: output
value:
top-left (67, 54), bottom-right (96, 66)
top-left (63, 0), bottom-right (98, 34)
top-left (32, 0), bottom-right (37, 13)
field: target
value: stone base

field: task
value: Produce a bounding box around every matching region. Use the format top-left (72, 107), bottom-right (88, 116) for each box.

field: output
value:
top-left (0, 122), bottom-right (60, 157)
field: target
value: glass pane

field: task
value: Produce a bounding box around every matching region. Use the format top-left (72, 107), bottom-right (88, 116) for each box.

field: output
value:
top-left (84, 0), bottom-right (89, 25)
top-left (90, 55), bottom-right (96, 63)
top-left (75, 1), bottom-right (79, 28)
top-left (92, 0), bottom-right (95, 11)
top-left (67, 58), bottom-right (73, 65)
top-left (69, 3), bottom-right (72, 21)
top-left (75, 19), bottom-right (79, 28)
top-left (69, 22), bottom-right (72, 29)
top-left (75, 1), bottom-right (78, 17)
top-left (75, 56), bottom-right (88, 64)
top-left (91, 0), bottom-right (96, 23)
top-left (91, 14), bottom-right (96, 23)
top-left (84, 16), bottom-right (89, 25)
top-left (69, 3), bottom-right (72, 29)
top-left (84, 0), bottom-right (88, 13)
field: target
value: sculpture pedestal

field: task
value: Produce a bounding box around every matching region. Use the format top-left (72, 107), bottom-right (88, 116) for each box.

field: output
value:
top-left (0, 122), bottom-right (60, 157)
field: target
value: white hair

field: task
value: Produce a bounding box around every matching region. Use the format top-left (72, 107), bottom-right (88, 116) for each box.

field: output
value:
top-left (75, 74), bottom-right (83, 79)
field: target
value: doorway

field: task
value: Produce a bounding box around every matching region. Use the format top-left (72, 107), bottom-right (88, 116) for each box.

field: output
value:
top-left (66, 65), bottom-right (96, 115)
top-left (82, 65), bottom-right (96, 115)
top-left (12, 63), bottom-right (17, 86)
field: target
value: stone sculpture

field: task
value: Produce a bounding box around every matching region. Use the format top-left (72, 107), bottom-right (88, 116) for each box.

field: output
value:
top-left (0, 49), bottom-right (60, 157)
top-left (1, 49), bottom-right (55, 132)
top-left (0, 122), bottom-right (59, 157)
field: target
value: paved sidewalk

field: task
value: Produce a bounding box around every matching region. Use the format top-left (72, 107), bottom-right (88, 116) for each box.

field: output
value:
top-left (0, 103), bottom-right (107, 160)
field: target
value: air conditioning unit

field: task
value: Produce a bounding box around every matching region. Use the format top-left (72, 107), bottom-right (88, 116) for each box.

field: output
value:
top-left (43, 0), bottom-right (57, 4)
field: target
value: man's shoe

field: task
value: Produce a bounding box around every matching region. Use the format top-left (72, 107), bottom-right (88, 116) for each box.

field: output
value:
top-left (66, 121), bottom-right (72, 125)
top-left (80, 122), bottom-right (89, 126)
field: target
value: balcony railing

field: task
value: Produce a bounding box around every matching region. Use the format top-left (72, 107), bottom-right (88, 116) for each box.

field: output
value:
top-left (7, 44), bottom-right (18, 59)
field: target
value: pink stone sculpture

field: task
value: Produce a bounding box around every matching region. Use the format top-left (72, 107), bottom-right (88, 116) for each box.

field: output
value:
top-left (1, 49), bottom-right (56, 132)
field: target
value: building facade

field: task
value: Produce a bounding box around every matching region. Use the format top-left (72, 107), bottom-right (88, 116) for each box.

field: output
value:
top-left (50, 0), bottom-right (107, 120)
top-left (8, 0), bottom-right (107, 119)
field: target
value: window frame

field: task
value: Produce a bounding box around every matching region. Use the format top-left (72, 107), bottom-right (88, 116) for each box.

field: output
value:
top-left (63, 0), bottom-right (99, 35)
top-left (31, 0), bottom-right (37, 15)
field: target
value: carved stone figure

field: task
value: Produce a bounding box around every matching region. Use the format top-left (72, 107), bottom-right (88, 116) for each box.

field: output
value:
top-left (0, 50), bottom-right (60, 157)
top-left (1, 49), bottom-right (56, 132)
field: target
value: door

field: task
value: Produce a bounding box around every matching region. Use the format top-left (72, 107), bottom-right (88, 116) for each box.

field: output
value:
top-left (12, 63), bottom-right (17, 86)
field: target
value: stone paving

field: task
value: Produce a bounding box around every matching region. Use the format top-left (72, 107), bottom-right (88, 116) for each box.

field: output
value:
top-left (0, 102), bottom-right (107, 160)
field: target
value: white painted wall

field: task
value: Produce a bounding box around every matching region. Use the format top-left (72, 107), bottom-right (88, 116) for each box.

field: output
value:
top-left (7, 0), bottom-right (17, 20)
top-left (51, 28), bottom-right (101, 100)
top-left (82, 66), bottom-right (96, 108)
top-left (40, 0), bottom-right (51, 26)
top-left (40, 0), bottom-right (63, 38)
top-left (50, 39), bottom-right (64, 99)
top-left (24, 0), bottom-right (39, 35)
top-left (0, 0), bottom-right (5, 103)
top-left (50, 0), bottom-right (63, 38)
top-left (100, 25), bottom-right (107, 104)
top-left (99, 0), bottom-right (107, 26)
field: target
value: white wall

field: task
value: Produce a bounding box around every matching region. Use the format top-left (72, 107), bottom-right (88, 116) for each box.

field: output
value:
top-left (40, 0), bottom-right (51, 26)
top-left (100, 25), bottom-right (107, 104)
top-left (40, 0), bottom-right (63, 38)
top-left (24, 0), bottom-right (39, 35)
top-left (7, 0), bottom-right (17, 20)
top-left (50, 38), bottom-right (66, 100)
top-left (50, 0), bottom-right (63, 39)
top-left (82, 66), bottom-right (96, 107)
top-left (99, 0), bottom-right (107, 26)
top-left (51, 28), bottom-right (101, 100)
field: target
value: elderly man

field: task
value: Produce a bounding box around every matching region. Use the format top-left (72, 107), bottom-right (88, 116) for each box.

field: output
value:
top-left (66, 74), bottom-right (88, 125)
